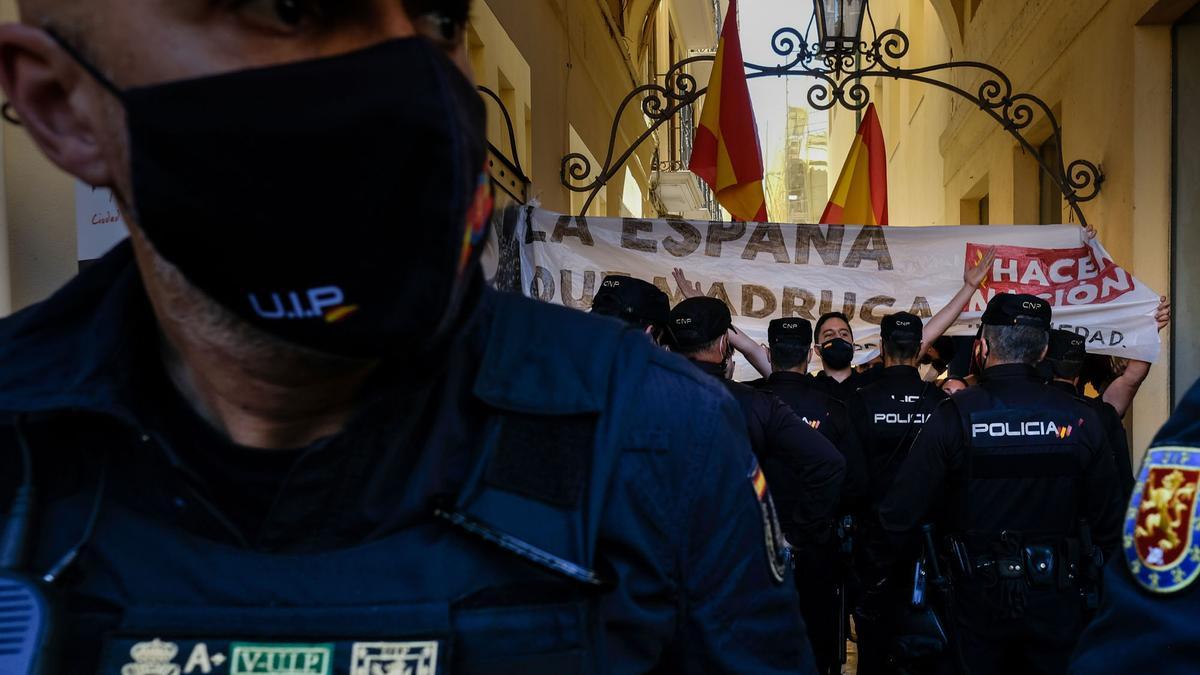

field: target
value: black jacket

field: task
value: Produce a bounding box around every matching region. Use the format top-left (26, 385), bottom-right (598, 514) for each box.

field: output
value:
top-left (694, 361), bottom-right (846, 541)
top-left (845, 365), bottom-right (948, 506)
top-left (0, 244), bottom-right (818, 674)
top-left (1049, 379), bottom-right (1135, 498)
top-left (872, 364), bottom-right (1123, 568)
top-left (754, 371), bottom-right (868, 511)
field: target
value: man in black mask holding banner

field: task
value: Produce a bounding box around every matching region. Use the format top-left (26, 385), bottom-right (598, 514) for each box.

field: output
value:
top-left (0, 2), bottom-right (815, 673)
top-left (812, 248), bottom-right (996, 402)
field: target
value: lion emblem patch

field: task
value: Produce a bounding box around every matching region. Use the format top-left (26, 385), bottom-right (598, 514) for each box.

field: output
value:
top-left (1125, 446), bottom-right (1200, 593)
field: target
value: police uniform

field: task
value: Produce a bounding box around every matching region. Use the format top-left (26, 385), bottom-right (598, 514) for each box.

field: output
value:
top-left (752, 318), bottom-right (869, 675)
top-left (846, 314), bottom-right (949, 505)
top-left (1069, 377), bottom-right (1200, 674)
top-left (868, 295), bottom-right (1124, 675)
top-left (844, 314), bottom-right (949, 674)
top-left (669, 299), bottom-right (847, 546)
top-left (0, 245), bottom-right (816, 674)
top-left (1043, 329), bottom-right (1136, 498)
top-left (589, 274), bottom-right (670, 339)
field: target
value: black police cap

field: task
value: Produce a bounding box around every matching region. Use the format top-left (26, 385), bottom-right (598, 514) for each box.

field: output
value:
top-left (670, 297), bottom-right (731, 350)
top-left (591, 275), bottom-right (670, 328)
top-left (881, 311), bottom-right (923, 344)
top-left (768, 317), bottom-right (813, 346)
top-left (1047, 328), bottom-right (1087, 363)
top-left (981, 293), bottom-right (1052, 330)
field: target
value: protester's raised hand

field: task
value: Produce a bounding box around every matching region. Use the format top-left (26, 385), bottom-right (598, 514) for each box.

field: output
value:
top-left (1085, 224), bottom-right (1098, 241)
top-left (1156, 296), bottom-right (1172, 332)
top-left (964, 247), bottom-right (997, 288)
top-left (672, 267), bottom-right (704, 299)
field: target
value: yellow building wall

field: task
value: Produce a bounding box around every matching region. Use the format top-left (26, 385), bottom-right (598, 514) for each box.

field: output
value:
top-left (477, 0), bottom-right (704, 219)
top-left (0, 0), bottom-right (716, 315)
top-left (0, 0), bottom-right (78, 315)
top-left (829, 0), bottom-right (1177, 457)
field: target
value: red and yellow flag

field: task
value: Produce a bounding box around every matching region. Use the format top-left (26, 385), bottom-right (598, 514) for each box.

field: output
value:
top-left (689, 0), bottom-right (768, 223)
top-left (820, 102), bottom-right (889, 225)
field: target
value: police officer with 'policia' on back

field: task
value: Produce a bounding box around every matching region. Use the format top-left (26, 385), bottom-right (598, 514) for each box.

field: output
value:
top-left (845, 311), bottom-right (949, 674)
top-left (866, 293), bottom-right (1124, 675)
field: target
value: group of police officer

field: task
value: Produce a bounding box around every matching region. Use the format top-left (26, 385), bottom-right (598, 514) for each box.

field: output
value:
top-left (589, 273), bottom-right (1151, 675)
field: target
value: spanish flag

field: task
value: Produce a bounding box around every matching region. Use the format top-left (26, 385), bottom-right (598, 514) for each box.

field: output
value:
top-left (820, 102), bottom-right (888, 225)
top-left (689, 0), bottom-right (768, 223)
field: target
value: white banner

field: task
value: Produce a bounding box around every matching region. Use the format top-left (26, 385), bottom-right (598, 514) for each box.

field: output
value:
top-left (518, 208), bottom-right (1161, 371)
top-left (75, 182), bottom-right (128, 263)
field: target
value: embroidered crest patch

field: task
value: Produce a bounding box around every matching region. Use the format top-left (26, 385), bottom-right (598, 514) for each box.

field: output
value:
top-left (750, 461), bottom-right (789, 585)
top-left (1125, 446), bottom-right (1200, 594)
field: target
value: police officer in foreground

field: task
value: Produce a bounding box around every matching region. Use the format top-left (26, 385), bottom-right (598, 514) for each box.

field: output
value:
top-left (1068, 377), bottom-right (1200, 674)
top-left (846, 312), bottom-right (949, 674)
top-left (590, 274), bottom-right (671, 345)
top-left (669, 298), bottom-right (847, 547)
top-left (1042, 329), bottom-right (1135, 497)
top-left (0, 2), bottom-right (814, 673)
top-left (868, 294), bottom-right (1123, 675)
top-left (753, 317), bottom-right (869, 675)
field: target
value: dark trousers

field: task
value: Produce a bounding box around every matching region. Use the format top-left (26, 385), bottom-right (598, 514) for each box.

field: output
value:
top-left (794, 542), bottom-right (843, 675)
top-left (950, 583), bottom-right (1086, 675)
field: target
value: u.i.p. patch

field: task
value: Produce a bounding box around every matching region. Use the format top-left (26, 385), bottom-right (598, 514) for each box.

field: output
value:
top-left (1124, 445), bottom-right (1200, 594)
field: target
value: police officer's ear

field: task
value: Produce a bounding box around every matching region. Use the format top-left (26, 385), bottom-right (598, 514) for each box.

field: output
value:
top-left (0, 24), bottom-right (113, 187)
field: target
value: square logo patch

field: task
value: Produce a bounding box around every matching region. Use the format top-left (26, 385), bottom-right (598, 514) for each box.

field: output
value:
top-left (350, 641), bottom-right (439, 675)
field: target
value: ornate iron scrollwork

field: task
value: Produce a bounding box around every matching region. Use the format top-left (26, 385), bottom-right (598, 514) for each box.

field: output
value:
top-left (561, 14), bottom-right (1104, 225)
top-left (478, 85), bottom-right (531, 204)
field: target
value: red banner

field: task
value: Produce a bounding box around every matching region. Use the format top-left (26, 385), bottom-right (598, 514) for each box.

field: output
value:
top-left (965, 243), bottom-right (1136, 311)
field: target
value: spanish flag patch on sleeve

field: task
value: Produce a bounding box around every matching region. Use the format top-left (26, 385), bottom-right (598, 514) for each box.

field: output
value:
top-left (749, 460), bottom-right (789, 585)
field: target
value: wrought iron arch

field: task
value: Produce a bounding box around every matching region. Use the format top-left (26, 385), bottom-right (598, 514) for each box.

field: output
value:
top-left (560, 19), bottom-right (1104, 226)
top-left (478, 85), bottom-right (531, 205)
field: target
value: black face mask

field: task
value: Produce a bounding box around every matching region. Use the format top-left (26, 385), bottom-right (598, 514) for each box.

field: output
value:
top-left (51, 33), bottom-right (491, 358)
top-left (819, 338), bottom-right (855, 371)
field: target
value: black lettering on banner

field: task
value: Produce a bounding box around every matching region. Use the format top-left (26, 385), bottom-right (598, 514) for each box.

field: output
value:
top-left (664, 218), bottom-right (702, 257)
top-left (782, 287), bottom-right (817, 320)
top-left (551, 215), bottom-right (594, 246)
top-left (860, 296), bottom-right (897, 325)
top-left (653, 276), bottom-right (690, 305)
top-left (531, 266), bottom-right (555, 301)
top-left (1057, 324), bottom-right (1125, 348)
top-left (525, 216), bottom-right (549, 244)
top-left (819, 290), bottom-right (858, 318)
top-left (742, 223), bottom-right (790, 263)
top-left (909, 296), bottom-right (933, 318)
top-left (706, 222), bottom-right (747, 257)
top-left (621, 219), bottom-right (657, 253)
top-left (560, 270), bottom-right (596, 309)
top-left (742, 285), bottom-right (778, 319)
top-left (843, 226), bottom-right (894, 270)
top-left (707, 282), bottom-right (738, 316)
top-left (795, 224), bottom-right (845, 266)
